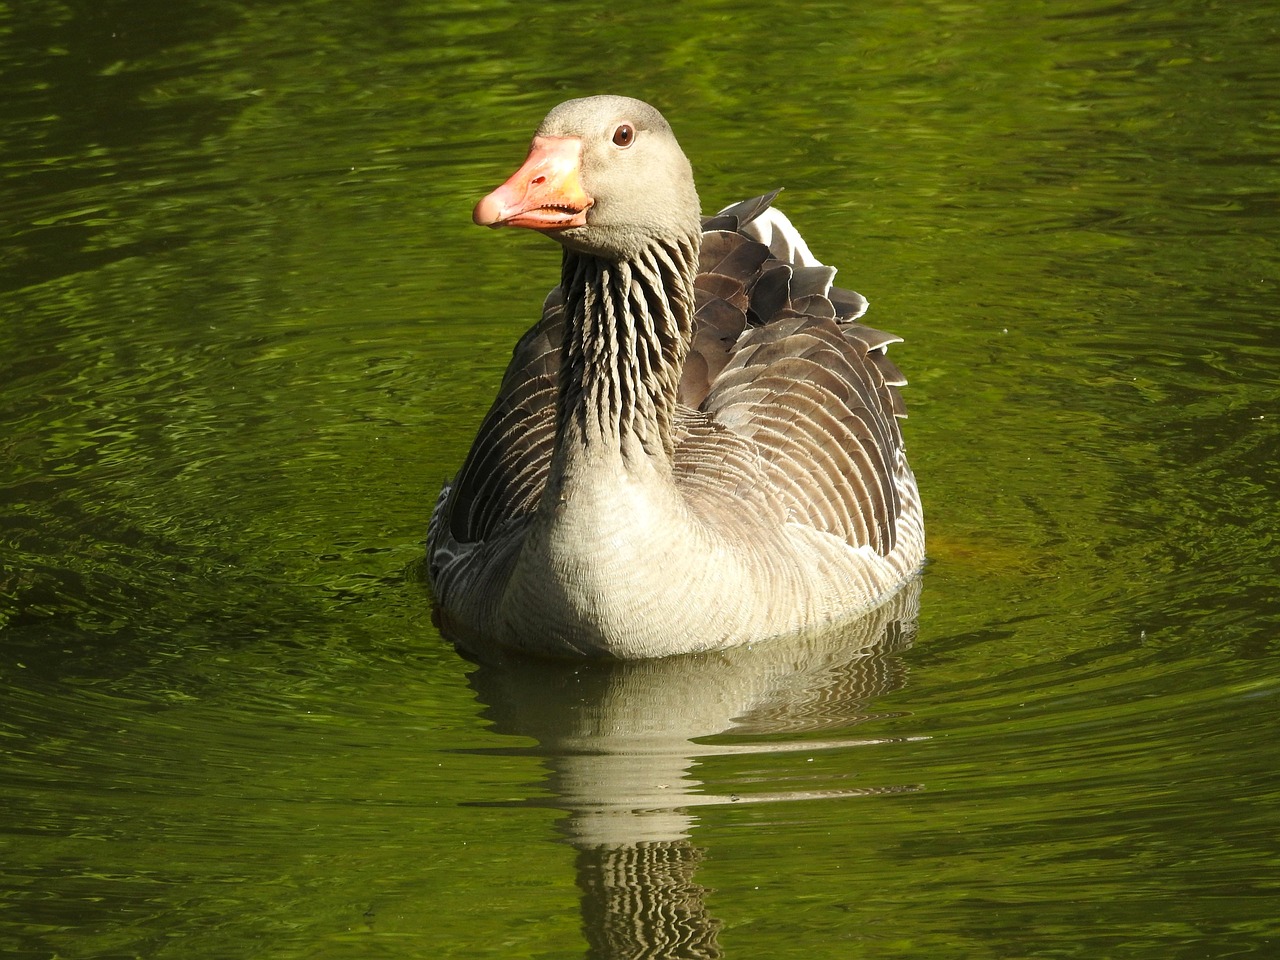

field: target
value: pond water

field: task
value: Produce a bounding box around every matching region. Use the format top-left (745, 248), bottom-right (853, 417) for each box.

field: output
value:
top-left (2, 1), bottom-right (1278, 957)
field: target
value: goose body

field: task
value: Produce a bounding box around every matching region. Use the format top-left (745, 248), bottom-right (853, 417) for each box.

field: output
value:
top-left (428, 96), bottom-right (924, 659)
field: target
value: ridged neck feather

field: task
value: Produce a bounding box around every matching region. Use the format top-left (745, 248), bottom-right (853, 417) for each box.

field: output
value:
top-left (555, 233), bottom-right (699, 464)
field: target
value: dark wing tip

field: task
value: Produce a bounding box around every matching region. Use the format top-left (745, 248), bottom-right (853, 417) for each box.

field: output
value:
top-left (701, 189), bottom-right (784, 232)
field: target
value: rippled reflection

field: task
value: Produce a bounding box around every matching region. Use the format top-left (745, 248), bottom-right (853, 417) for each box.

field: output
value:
top-left (465, 582), bottom-right (920, 958)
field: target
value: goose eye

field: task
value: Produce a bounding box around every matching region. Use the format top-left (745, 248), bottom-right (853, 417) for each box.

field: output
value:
top-left (612, 123), bottom-right (635, 148)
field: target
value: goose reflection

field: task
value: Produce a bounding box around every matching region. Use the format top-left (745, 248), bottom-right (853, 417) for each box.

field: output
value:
top-left (458, 579), bottom-right (922, 959)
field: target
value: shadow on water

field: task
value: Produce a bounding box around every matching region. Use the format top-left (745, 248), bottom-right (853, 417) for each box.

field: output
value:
top-left (458, 580), bottom-right (921, 959)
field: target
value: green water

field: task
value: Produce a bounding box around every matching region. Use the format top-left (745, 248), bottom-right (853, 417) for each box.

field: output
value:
top-left (2, 1), bottom-right (1278, 957)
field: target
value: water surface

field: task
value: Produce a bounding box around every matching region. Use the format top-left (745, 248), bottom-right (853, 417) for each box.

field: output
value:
top-left (2, 1), bottom-right (1278, 958)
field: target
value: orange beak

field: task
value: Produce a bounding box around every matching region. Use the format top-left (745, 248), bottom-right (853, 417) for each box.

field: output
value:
top-left (473, 136), bottom-right (593, 231)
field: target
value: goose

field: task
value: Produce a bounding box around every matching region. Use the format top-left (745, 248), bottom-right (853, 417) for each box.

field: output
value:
top-left (427, 95), bottom-right (924, 659)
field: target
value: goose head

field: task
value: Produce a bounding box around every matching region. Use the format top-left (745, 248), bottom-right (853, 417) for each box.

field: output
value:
top-left (473, 95), bottom-right (702, 261)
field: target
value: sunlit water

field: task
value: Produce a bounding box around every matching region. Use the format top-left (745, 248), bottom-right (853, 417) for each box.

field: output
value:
top-left (2, 2), bottom-right (1278, 958)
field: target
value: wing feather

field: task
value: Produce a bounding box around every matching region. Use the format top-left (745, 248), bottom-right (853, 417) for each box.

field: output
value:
top-left (435, 307), bottom-right (562, 552)
top-left (680, 194), bottom-right (911, 556)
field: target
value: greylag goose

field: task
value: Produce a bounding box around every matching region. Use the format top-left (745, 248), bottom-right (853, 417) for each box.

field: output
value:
top-left (428, 95), bottom-right (924, 659)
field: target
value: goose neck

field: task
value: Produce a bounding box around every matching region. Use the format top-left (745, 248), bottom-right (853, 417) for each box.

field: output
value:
top-left (555, 234), bottom-right (699, 466)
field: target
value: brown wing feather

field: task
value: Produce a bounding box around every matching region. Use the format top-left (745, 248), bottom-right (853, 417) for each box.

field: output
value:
top-left (678, 194), bottom-right (910, 556)
top-left (437, 301), bottom-right (562, 549)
